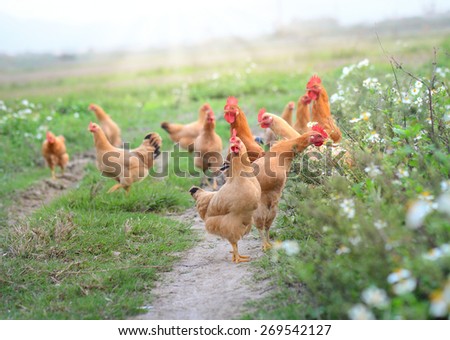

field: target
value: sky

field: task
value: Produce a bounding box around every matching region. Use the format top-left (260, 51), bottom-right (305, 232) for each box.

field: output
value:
top-left (0, 0), bottom-right (448, 54)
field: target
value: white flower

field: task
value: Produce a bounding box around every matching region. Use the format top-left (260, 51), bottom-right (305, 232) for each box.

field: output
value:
top-left (349, 236), bottom-right (362, 246)
top-left (339, 199), bottom-right (355, 219)
top-left (74, 112), bottom-right (80, 119)
top-left (330, 93), bottom-right (344, 103)
top-left (419, 192), bottom-right (434, 201)
top-left (388, 269), bottom-right (417, 295)
top-left (211, 72), bottom-right (220, 80)
top-left (361, 286), bottom-right (390, 308)
top-left (21, 99), bottom-right (29, 106)
top-left (36, 132), bottom-right (43, 140)
top-left (415, 80), bottom-right (423, 89)
top-left (341, 65), bottom-right (355, 79)
top-left (357, 59), bottom-right (370, 68)
top-left (402, 93), bottom-right (412, 104)
top-left (387, 269), bottom-right (412, 284)
top-left (396, 168), bottom-right (409, 178)
top-left (364, 163), bottom-right (382, 178)
top-left (282, 240), bottom-right (300, 256)
top-left (437, 193), bottom-right (450, 216)
top-left (349, 117), bottom-right (361, 123)
top-left (374, 220), bottom-right (387, 230)
top-left (348, 304), bottom-right (375, 320)
top-left (411, 87), bottom-right (420, 96)
top-left (429, 290), bottom-right (448, 317)
top-left (423, 247), bottom-right (443, 261)
top-left (395, 277), bottom-right (417, 295)
top-left (360, 111), bottom-right (371, 121)
top-left (406, 200), bottom-right (433, 229)
top-left (362, 78), bottom-right (380, 90)
top-left (366, 132), bottom-right (382, 143)
top-left (414, 97), bottom-right (423, 107)
top-left (336, 245), bottom-right (350, 255)
top-left (46, 116), bottom-right (53, 121)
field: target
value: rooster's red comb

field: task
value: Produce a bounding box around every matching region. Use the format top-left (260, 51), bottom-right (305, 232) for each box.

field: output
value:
top-left (307, 75), bottom-right (322, 88)
top-left (288, 101), bottom-right (295, 108)
top-left (226, 96), bottom-right (238, 106)
top-left (312, 124), bottom-right (328, 139)
top-left (257, 108), bottom-right (266, 122)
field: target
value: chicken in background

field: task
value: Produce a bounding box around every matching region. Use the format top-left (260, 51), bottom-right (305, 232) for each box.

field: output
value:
top-left (42, 131), bottom-right (69, 180)
top-left (161, 103), bottom-right (212, 152)
top-left (306, 75), bottom-right (342, 143)
top-left (252, 125), bottom-right (327, 250)
top-left (293, 94), bottom-right (312, 134)
top-left (263, 101), bottom-right (296, 145)
top-left (281, 101), bottom-right (295, 126)
top-left (258, 108), bottom-right (299, 140)
top-left (193, 109), bottom-right (223, 190)
top-left (189, 129), bottom-right (261, 263)
top-left (88, 122), bottom-right (161, 194)
top-left (88, 104), bottom-right (122, 147)
top-left (223, 97), bottom-right (264, 162)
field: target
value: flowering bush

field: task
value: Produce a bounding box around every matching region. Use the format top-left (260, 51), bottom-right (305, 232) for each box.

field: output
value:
top-left (260, 56), bottom-right (450, 320)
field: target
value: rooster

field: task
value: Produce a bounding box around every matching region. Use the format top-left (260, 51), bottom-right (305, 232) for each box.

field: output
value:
top-left (161, 103), bottom-right (212, 152)
top-left (88, 104), bottom-right (122, 147)
top-left (306, 75), bottom-right (342, 143)
top-left (223, 97), bottom-right (264, 162)
top-left (189, 129), bottom-right (261, 263)
top-left (252, 125), bottom-right (327, 250)
top-left (42, 131), bottom-right (69, 179)
top-left (88, 122), bottom-right (161, 194)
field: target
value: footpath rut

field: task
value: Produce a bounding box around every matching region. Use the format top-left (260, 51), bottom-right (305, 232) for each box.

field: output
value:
top-left (135, 208), bottom-right (271, 320)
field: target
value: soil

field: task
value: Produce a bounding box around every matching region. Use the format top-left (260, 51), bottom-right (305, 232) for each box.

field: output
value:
top-left (134, 207), bottom-right (272, 320)
top-left (6, 151), bottom-right (95, 226)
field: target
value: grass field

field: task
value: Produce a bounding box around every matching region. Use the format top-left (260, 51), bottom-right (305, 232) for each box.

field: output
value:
top-left (0, 26), bottom-right (449, 319)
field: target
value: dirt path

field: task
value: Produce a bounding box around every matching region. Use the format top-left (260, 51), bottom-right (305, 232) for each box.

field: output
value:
top-left (6, 151), bottom-right (271, 319)
top-left (6, 151), bottom-right (95, 226)
top-left (135, 208), bottom-right (272, 320)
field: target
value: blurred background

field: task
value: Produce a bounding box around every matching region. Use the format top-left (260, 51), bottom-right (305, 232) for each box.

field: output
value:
top-left (1, 0), bottom-right (449, 86)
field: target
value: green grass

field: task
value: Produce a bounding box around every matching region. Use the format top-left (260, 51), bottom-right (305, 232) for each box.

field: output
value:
top-left (0, 31), bottom-right (449, 319)
top-left (0, 163), bottom-right (198, 319)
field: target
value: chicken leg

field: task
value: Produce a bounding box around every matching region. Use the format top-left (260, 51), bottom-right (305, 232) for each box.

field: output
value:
top-left (231, 242), bottom-right (250, 263)
top-left (258, 229), bottom-right (272, 251)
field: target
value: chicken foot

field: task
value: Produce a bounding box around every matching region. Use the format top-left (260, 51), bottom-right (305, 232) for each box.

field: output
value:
top-left (107, 183), bottom-right (131, 194)
top-left (230, 242), bottom-right (250, 263)
top-left (258, 229), bottom-right (272, 251)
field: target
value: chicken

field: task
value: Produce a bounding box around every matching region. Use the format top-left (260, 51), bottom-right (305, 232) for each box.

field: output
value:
top-left (252, 125), bottom-right (327, 250)
top-left (293, 94), bottom-right (312, 134)
top-left (263, 101), bottom-right (296, 145)
top-left (42, 131), bottom-right (69, 179)
top-left (306, 75), bottom-right (342, 143)
top-left (88, 104), bottom-right (122, 147)
top-left (258, 108), bottom-right (299, 140)
top-left (281, 101), bottom-right (295, 126)
top-left (189, 129), bottom-right (261, 263)
top-left (193, 109), bottom-right (223, 190)
top-left (161, 103), bottom-right (212, 152)
top-left (223, 97), bottom-right (264, 162)
top-left (88, 122), bottom-right (161, 194)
